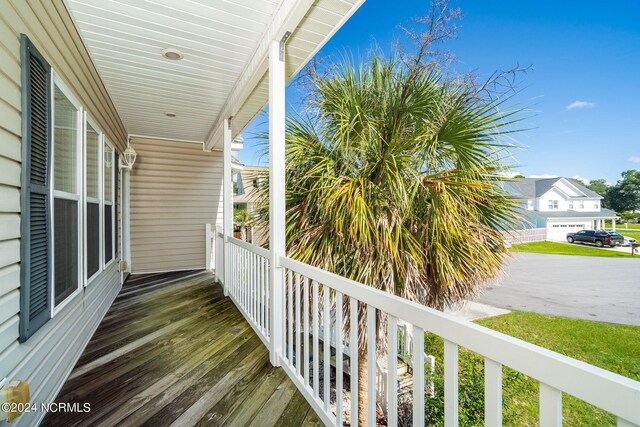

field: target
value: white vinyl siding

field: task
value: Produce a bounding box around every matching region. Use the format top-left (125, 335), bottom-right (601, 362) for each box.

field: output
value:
top-left (129, 137), bottom-right (223, 273)
top-left (0, 2), bottom-right (126, 426)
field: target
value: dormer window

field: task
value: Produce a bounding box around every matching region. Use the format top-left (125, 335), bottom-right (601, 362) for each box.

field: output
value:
top-left (579, 202), bottom-right (584, 209)
top-left (594, 201), bottom-right (599, 209)
top-left (548, 200), bottom-right (558, 210)
top-left (568, 203), bottom-right (573, 209)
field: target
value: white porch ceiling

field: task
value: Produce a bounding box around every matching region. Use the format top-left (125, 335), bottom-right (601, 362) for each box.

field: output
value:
top-left (64, 0), bottom-right (364, 148)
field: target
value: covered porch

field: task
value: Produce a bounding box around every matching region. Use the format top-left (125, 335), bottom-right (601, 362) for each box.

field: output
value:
top-left (45, 1), bottom-right (640, 426)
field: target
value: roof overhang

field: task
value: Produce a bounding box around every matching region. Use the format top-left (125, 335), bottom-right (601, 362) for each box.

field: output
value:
top-left (65, 0), bottom-right (365, 150)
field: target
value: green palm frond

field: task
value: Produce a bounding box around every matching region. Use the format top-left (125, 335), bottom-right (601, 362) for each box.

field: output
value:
top-left (251, 53), bottom-right (524, 344)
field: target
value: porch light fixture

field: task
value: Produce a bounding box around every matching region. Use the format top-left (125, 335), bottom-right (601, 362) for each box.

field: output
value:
top-left (120, 139), bottom-right (137, 170)
top-left (160, 48), bottom-right (184, 60)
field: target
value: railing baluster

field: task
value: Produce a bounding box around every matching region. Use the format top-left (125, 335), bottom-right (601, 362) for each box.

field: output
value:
top-left (484, 358), bottom-right (502, 427)
top-left (413, 325), bottom-right (425, 427)
top-left (261, 257), bottom-right (265, 333)
top-left (296, 273), bottom-right (302, 377)
top-left (367, 305), bottom-right (377, 427)
top-left (387, 315), bottom-right (398, 426)
top-left (236, 246), bottom-right (239, 303)
top-left (312, 280), bottom-right (320, 398)
top-left (288, 270), bottom-right (294, 363)
top-left (444, 340), bottom-right (459, 427)
top-left (323, 286), bottom-right (331, 410)
top-left (350, 298), bottom-right (358, 427)
top-left (304, 276), bottom-right (310, 387)
top-left (265, 257), bottom-right (269, 334)
top-left (336, 291), bottom-right (343, 426)
top-left (539, 383), bottom-right (562, 427)
top-left (249, 251), bottom-right (253, 320)
top-left (253, 252), bottom-right (257, 322)
top-left (243, 249), bottom-right (247, 311)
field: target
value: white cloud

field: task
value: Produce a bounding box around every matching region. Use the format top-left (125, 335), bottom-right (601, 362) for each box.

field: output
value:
top-left (566, 100), bottom-right (595, 110)
top-left (628, 156), bottom-right (640, 163)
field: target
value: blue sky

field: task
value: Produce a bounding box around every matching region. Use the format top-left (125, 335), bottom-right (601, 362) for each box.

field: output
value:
top-left (237, 0), bottom-right (640, 184)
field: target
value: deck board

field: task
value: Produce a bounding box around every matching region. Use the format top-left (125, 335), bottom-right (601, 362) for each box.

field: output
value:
top-left (41, 270), bottom-right (321, 427)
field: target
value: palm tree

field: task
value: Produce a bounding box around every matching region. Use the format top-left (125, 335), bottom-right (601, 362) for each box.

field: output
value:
top-left (253, 10), bottom-right (524, 426)
top-left (234, 207), bottom-right (251, 241)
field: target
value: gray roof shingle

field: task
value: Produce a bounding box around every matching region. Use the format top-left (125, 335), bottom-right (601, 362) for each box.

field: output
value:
top-left (508, 177), bottom-right (603, 199)
top-left (536, 208), bottom-right (618, 218)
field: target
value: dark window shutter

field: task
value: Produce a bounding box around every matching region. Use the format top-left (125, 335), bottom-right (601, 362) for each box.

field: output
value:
top-left (20, 34), bottom-right (52, 341)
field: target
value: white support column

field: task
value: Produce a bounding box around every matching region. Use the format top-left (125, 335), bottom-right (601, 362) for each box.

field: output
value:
top-left (268, 36), bottom-right (286, 367)
top-left (612, 219), bottom-right (616, 231)
top-left (223, 118), bottom-right (233, 296)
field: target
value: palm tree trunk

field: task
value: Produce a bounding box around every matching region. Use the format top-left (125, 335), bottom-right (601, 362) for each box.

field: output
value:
top-left (358, 347), bottom-right (368, 426)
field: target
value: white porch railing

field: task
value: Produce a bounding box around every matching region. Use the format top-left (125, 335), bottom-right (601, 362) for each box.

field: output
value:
top-left (224, 234), bottom-right (271, 347)
top-left (216, 236), bottom-right (640, 427)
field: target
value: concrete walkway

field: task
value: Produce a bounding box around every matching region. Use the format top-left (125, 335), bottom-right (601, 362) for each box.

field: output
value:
top-left (476, 252), bottom-right (640, 326)
top-left (445, 301), bottom-right (511, 321)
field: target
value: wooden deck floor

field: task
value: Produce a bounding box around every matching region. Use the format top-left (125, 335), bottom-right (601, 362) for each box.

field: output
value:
top-left (42, 270), bottom-right (322, 427)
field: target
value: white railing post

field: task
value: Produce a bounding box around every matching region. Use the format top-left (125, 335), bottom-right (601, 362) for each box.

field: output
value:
top-left (539, 383), bottom-right (562, 426)
top-left (205, 223), bottom-right (213, 271)
top-left (215, 225), bottom-right (223, 283)
top-left (484, 358), bottom-right (502, 427)
top-left (413, 326), bottom-right (425, 427)
top-left (223, 117), bottom-right (233, 297)
top-left (387, 315), bottom-right (398, 425)
top-left (444, 340), bottom-right (459, 427)
top-left (268, 36), bottom-right (286, 367)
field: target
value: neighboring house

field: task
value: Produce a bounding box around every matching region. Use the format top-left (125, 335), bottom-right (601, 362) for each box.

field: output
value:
top-left (507, 177), bottom-right (618, 241)
top-left (234, 165), bottom-right (268, 245)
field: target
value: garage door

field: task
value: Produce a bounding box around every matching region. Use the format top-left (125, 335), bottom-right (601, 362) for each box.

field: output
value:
top-left (547, 223), bottom-right (587, 241)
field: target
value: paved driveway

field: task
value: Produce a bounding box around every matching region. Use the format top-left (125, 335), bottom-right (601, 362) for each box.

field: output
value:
top-left (476, 253), bottom-right (640, 326)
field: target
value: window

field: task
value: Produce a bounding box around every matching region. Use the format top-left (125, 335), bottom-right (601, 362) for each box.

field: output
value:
top-left (104, 141), bottom-right (115, 264)
top-left (85, 117), bottom-right (102, 281)
top-left (53, 79), bottom-right (82, 307)
top-left (548, 200), bottom-right (558, 210)
top-left (594, 201), bottom-right (599, 209)
top-left (579, 202), bottom-right (584, 209)
top-left (19, 34), bottom-right (120, 341)
top-left (568, 203), bottom-right (573, 209)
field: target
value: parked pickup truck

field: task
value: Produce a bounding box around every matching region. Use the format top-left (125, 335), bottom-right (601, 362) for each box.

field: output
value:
top-left (566, 230), bottom-right (624, 247)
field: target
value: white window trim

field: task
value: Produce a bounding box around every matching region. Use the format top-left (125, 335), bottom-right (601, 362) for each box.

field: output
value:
top-left (84, 113), bottom-right (104, 286)
top-left (103, 138), bottom-right (116, 268)
top-left (51, 72), bottom-right (84, 316)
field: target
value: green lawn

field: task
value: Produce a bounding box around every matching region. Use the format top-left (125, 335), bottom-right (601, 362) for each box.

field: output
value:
top-left (510, 241), bottom-right (637, 258)
top-left (609, 221), bottom-right (640, 240)
top-left (617, 226), bottom-right (640, 241)
top-left (423, 313), bottom-right (640, 426)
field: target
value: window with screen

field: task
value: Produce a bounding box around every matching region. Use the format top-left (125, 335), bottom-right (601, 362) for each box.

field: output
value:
top-left (104, 141), bottom-right (115, 264)
top-left (85, 119), bottom-right (102, 280)
top-left (53, 82), bottom-right (81, 306)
